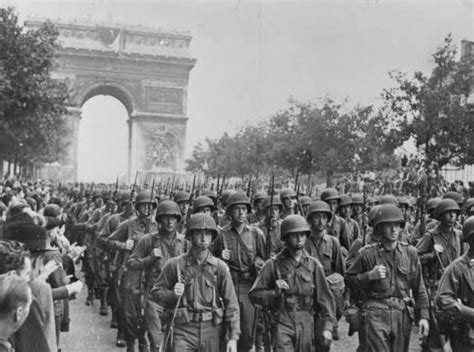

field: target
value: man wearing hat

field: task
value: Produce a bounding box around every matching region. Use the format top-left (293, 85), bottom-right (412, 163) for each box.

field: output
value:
top-left (346, 204), bottom-right (430, 352)
top-left (173, 191), bottom-right (190, 234)
top-left (416, 198), bottom-right (463, 352)
top-left (248, 191), bottom-right (267, 225)
top-left (436, 216), bottom-right (474, 352)
top-left (128, 200), bottom-right (187, 352)
top-left (280, 188), bottom-right (296, 219)
top-left (338, 195), bottom-right (360, 249)
top-left (249, 214), bottom-right (336, 351)
top-left (212, 192), bottom-right (266, 351)
top-left (105, 191), bottom-right (158, 352)
top-left (151, 213), bottom-right (240, 352)
top-left (254, 195), bottom-right (284, 259)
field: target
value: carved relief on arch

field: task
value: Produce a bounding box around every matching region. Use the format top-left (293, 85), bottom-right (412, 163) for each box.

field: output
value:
top-left (142, 126), bottom-right (179, 171)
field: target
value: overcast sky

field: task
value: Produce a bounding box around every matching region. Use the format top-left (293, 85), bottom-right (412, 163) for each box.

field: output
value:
top-left (7, 0), bottom-right (473, 182)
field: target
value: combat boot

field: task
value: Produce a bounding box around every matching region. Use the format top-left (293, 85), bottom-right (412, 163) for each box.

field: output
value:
top-left (126, 340), bottom-right (135, 352)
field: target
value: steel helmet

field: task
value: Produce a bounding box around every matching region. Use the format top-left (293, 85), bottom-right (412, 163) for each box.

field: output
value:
top-left (253, 191), bottom-right (268, 204)
top-left (434, 199), bottom-right (460, 220)
top-left (306, 200), bottom-right (333, 222)
top-left (397, 197), bottom-right (410, 207)
top-left (220, 190), bottom-right (235, 207)
top-left (462, 216), bottom-right (474, 242)
top-left (367, 196), bottom-right (381, 205)
top-left (351, 194), bottom-right (363, 205)
top-left (226, 192), bottom-right (252, 214)
top-left (380, 195), bottom-right (399, 205)
top-left (192, 196), bottom-right (216, 213)
top-left (368, 205), bottom-right (381, 227)
top-left (186, 213), bottom-right (218, 240)
top-left (442, 191), bottom-right (463, 206)
top-left (262, 195), bottom-right (282, 210)
top-left (173, 191), bottom-right (190, 204)
top-left (426, 197), bottom-right (442, 211)
top-left (135, 192), bottom-right (157, 206)
top-left (43, 204), bottom-right (61, 218)
top-left (321, 188), bottom-right (340, 202)
top-left (155, 200), bottom-right (182, 222)
top-left (465, 198), bottom-right (474, 212)
top-left (372, 204), bottom-right (405, 229)
top-left (299, 196), bottom-right (312, 207)
top-left (280, 214), bottom-right (311, 241)
top-left (339, 195), bottom-right (353, 207)
top-left (201, 189), bottom-right (217, 202)
top-left (115, 191), bottom-right (131, 204)
top-left (280, 188), bottom-right (296, 200)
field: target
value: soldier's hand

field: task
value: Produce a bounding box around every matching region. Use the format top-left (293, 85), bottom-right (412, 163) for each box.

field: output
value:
top-left (226, 338), bottom-right (237, 352)
top-left (368, 265), bottom-right (387, 280)
top-left (125, 239), bottom-right (134, 251)
top-left (322, 329), bottom-right (333, 346)
top-left (276, 279), bottom-right (289, 291)
top-left (222, 249), bottom-right (231, 261)
top-left (174, 283), bottom-right (185, 297)
top-left (434, 244), bottom-right (444, 253)
top-left (418, 318), bottom-right (429, 338)
top-left (152, 248), bottom-right (162, 258)
top-left (66, 280), bottom-right (83, 297)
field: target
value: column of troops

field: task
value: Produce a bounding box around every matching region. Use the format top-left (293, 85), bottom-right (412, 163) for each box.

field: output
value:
top-left (0, 180), bottom-right (474, 352)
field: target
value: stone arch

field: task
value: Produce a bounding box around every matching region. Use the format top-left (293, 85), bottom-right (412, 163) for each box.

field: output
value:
top-left (25, 19), bottom-right (196, 182)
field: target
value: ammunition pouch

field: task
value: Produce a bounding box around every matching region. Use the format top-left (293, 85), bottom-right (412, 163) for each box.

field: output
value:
top-left (364, 297), bottom-right (406, 311)
top-left (174, 308), bottom-right (190, 324)
top-left (175, 308), bottom-right (224, 325)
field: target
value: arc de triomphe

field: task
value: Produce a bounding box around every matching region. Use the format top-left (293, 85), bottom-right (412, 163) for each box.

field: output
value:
top-left (26, 20), bottom-right (196, 182)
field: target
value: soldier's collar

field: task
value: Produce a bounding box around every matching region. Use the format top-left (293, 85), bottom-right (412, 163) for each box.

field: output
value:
top-left (185, 250), bottom-right (216, 266)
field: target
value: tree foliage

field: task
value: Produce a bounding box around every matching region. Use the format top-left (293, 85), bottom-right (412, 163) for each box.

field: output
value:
top-left (0, 7), bottom-right (70, 167)
top-left (382, 34), bottom-right (473, 168)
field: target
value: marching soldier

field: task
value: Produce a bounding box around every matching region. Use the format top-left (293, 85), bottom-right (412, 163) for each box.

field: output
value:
top-left (436, 216), bottom-right (474, 352)
top-left (249, 214), bottom-right (336, 351)
top-left (397, 197), bottom-right (414, 244)
top-left (173, 191), bottom-right (190, 234)
top-left (248, 191), bottom-right (267, 225)
top-left (416, 198), bottom-right (463, 351)
top-left (299, 196), bottom-right (312, 217)
top-left (128, 200), bottom-right (187, 352)
top-left (192, 195), bottom-right (216, 216)
top-left (255, 195), bottom-right (284, 258)
top-left (305, 200), bottom-right (345, 341)
top-left (212, 192), bottom-right (266, 351)
top-left (320, 188), bottom-right (351, 255)
top-left (105, 192), bottom-right (158, 352)
top-left (280, 188), bottom-right (296, 219)
top-left (151, 213), bottom-right (240, 352)
top-left (97, 190), bottom-right (136, 347)
top-left (346, 204), bottom-right (430, 352)
top-left (338, 195), bottom-right (360, 248)
top-left (411, 197), bottom-right (442, 245)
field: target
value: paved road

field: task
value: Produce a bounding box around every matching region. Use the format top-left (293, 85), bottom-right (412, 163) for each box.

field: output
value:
top-left (61, 274), bottom-right (435, 351)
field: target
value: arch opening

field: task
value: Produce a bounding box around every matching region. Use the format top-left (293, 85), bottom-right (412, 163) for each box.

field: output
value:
top-left (77, 95), bottom-right (129, 182)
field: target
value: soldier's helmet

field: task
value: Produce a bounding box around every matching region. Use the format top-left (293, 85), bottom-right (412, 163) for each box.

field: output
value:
top-left (280, 188), bottom-right (296, 200)
top-left (367, 196), bottom-right (381, 205)
top-left (201, 189), bottom-right (217, 202)
top-left (462, 216), bottom-right (474, 243)
top-left (339, 195), bottom-right (353, 207)
top-left (442, 191), bottom-right (464, 206)
top-left (226, 192), bottom-right (252, 214)
top-left (434, 199), bottom-right (460, 221)
top-left (307, 200), bottom-right (332, 222)
top-left (253, 191), bottom-right (267, 205)
top-left (155, 200), bottom-right (182, 222)
top-left (321, 188), bottom-right (340, 202)
top-left (299, 196), bottom-right (312, 207)
top-left (186, 213), bottom-right (218, 240)
top-left (465, 198), bottom-right (474, 213)
top-left (379, 194), bottom-right (399, 205)
top-left (92, 190), bottom-right (103, 200)
top-left (173, 191), bottom-right (190, 204)
top-left (426, 197), bottom-right (442, 212)
top-left (134, 192), bottom-right (157, 209)
top-left (280, 214), bottom-right (311, 241)
top-left (262, 195), bottom-right (282, 210)
top-left (115, 191), bottom-right (131, 204)
top-left (351, 194), bottom-right (364, 205)
top-left (397, 197), bottom-right (410, 208)
top-left (368, 205), bottom-right (381, 227)
top-left (220, 190), bottom-right (235, 207)
top-left (192, 196), bottom-right (216, 213)
top-left (372, 204), bottom-right (405, 230)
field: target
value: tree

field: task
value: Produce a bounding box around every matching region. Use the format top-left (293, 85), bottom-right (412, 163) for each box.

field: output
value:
top-left (0, 7), bottom-right (70, 175)
top-left (382, 34), bottom-right (473, 169)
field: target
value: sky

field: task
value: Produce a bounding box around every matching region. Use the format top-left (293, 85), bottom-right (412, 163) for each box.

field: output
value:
top-left (6, 0), bottom-right (474, 182)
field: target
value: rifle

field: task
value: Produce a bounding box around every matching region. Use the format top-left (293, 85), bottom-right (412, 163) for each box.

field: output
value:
top-left (362, 183), bottom-right (368, 246)
top-left (113, 175), bottom-right (119, 201)
top-left (184, 175), bottom-right (196, 225)
top-left (295, 181), bottom-right (305, 216)
top-left (130, 171), bottom-right (138, 202)
top-left (294, 169), bottom-right (299, 192)
top-left (161, 262), bottom-right (183, 352)
top-left (246, 176), bottom-right (252, 198)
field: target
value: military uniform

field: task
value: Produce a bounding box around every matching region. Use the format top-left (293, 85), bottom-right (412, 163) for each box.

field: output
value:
top-left (249, 215), bottom-right (336, 352)
top-left (151, 213), bottom-right (241, 352)
top-left (255, 218), bottom-right (284, 258)
top-left (346, 241), bottom-right (429, 351)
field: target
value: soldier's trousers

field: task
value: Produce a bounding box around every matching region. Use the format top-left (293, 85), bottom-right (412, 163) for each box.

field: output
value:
top-left (236, 282), bottom-right (256, 352)
top-left (172, 321), bottom-right (224, 352)
top-left (275, 311), bottom-right (315, 352)
top-left (121, 283), bottom-right (145, 342)
top-left (449, 336), bottom-right (474, 352)
top-left (359, 303), bottom-right (412, 352)
top-left (144, 299), bottom-right (163, 350)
